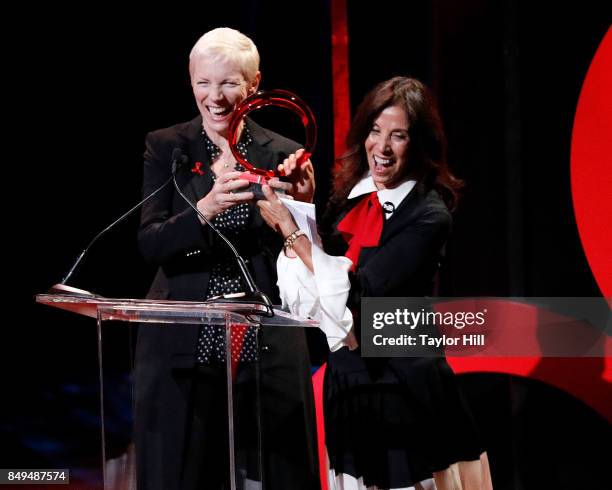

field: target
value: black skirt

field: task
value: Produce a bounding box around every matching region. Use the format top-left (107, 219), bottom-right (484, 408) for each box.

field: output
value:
top-left (324, 347), bottom-right (484, 489)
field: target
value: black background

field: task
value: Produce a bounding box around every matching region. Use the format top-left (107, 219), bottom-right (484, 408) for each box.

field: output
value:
top-left (7, 1), bottom-right (612, 488)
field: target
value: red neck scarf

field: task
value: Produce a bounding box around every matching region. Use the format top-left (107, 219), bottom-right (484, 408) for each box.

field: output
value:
top-left (337, 192), bottom-right (383, 271)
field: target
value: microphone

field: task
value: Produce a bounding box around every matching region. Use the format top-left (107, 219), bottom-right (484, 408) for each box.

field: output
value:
top-left (49, 149), bottom-right (186, 294)
top-left (171, 147), bottom-right (189, 173)
top-left (170, 149), bottom-right (274, 317)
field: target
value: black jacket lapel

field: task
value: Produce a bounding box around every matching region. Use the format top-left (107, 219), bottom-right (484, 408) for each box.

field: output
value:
top-left (179, 116), bottom-right (214, 203)
top-left (380, 182), bottom-right (425, 240)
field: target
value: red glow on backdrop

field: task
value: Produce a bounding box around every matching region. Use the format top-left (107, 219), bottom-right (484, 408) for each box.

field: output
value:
top-left (331, 0), bottom-right (351, 164)
top-left (442, 300), bottom-right (612, 423)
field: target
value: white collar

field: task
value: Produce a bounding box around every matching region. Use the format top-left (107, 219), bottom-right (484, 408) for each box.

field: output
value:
top-left (347, 174), bottom-right (417, 218)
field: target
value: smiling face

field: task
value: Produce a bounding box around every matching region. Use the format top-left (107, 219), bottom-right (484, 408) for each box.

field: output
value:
top-left (365, 104), bottom-right (411, 190)
top-left (190, 55), bottom-right (260, 140)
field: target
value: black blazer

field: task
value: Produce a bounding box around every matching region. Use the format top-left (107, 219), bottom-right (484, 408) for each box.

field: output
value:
top-left (134, 116), bottom-right (319, 490)
top-left (138, 115), bottom-right (300, 301)
top-left (322, 185), bottom-right (485, 481)
top-left (324, 182), bottom-right (452, 301)
top-left (323, 182), bottom-right (454, 391)
top-left (136, 116), bottom-right (302, 361)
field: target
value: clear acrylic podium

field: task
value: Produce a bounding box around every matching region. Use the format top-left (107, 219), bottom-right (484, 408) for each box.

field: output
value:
top-left (36, 287), bottom-right (318, 490)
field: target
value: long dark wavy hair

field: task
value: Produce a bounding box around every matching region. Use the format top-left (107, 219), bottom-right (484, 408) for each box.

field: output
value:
top-left (329, 77), bottom-right (463, 213)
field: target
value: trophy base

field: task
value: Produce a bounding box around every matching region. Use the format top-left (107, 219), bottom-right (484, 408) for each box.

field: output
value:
top-left (241, 171), bottom-right (275, 200)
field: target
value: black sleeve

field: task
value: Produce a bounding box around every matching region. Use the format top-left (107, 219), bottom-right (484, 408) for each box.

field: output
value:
top-left (137, 132), bottom-right (213, 265)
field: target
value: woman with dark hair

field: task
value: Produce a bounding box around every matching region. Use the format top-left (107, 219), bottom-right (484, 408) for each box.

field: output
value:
top-left (257, 77), bottom-right (491, 489)
top-left (328, 76), bottom-right (462, 217)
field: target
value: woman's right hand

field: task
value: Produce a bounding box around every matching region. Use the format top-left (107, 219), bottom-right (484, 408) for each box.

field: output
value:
top-left (256, 185), bottom-right (298, 237)
top-left (196, 171), bottom-right (254, 222)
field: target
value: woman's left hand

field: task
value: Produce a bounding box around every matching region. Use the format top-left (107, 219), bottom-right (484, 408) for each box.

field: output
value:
top-left (256, 185), bottom-right (298, 236)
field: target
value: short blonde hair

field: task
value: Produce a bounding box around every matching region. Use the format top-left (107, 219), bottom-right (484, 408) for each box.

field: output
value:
top-left (189, 27), bottom-right (260, 83)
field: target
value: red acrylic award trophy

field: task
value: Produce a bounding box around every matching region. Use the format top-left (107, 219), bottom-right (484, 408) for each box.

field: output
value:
top-left (227, 89), bottom-right (317, 193)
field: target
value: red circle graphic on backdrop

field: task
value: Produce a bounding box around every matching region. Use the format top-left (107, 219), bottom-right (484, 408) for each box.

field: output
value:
top-left (571, 27), bottom-right (612, 300)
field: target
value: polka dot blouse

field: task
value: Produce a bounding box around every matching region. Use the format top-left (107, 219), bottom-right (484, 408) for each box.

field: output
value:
top-left (197, 126), bottom-right (259, 364)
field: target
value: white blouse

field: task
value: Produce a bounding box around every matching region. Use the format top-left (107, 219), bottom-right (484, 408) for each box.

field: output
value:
top-left (276, 175), bottom-right (416, 352)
